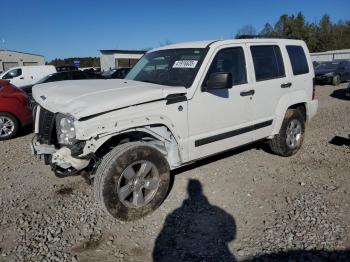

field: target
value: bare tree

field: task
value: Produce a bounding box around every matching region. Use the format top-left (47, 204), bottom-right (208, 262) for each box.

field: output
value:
top-left (235, 24), bottom-right (257, 38)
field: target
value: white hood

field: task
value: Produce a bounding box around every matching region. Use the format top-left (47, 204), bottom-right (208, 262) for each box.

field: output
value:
top-left (32, 79), bottom-right (186, 119)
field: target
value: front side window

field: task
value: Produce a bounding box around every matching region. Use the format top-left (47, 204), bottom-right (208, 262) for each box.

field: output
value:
top-left (2, 68), bottom-right (22, 79)
top-left (251, 45), bottom-right (285, 81)
top-left (203, 47), bottom-right (247, 86)
top-left (125, 48), bottom-right (206, 87)
top-left (286, 45), bottom-right (309, 75)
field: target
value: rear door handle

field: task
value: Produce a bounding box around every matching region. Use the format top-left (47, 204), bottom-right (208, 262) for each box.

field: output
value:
top-left (240, 90), bottom-right (255, 96)
top-left (20, 77), bottom-right (24, 79)
top-left (281, 82), bottom-right (292, 88)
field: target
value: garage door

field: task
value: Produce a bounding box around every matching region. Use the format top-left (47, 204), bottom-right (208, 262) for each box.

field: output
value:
top-left (3, 62), bottom-right (19, 71)
top-left (23, 62), bottom-right (38, 66)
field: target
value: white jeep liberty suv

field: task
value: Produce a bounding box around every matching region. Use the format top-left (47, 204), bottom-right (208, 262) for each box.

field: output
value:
top-left (32, 39), bottom-right (318, 220)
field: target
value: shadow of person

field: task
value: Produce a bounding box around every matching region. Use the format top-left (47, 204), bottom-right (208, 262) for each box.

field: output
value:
top-left (153, 179), bottom-right (236, 262)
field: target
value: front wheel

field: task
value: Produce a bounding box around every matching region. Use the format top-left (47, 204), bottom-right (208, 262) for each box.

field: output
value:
top-left (0, 113), bottom-right (19, 141)
top-left (269, 109), bottom-right (305, 157)
top-left (94, 142), bottom-right (170, 221)
top-left (332, 75), bottom-right (341, 86)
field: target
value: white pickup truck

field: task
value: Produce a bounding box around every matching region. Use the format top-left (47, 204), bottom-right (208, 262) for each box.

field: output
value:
top-left (31, 38), bottom-right (318, 220)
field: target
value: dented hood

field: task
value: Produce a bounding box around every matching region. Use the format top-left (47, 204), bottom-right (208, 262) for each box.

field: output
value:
top-left (32, 79), bottom-right (186, 119)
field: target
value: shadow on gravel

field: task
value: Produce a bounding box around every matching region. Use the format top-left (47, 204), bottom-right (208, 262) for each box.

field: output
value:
top-left (330, 88), bottom-right (350, 101)
top-left (329, 135), bottom-right (350, 147)
top-left (153, 179), bottom-right (236, 262)
top-left (243, 249), bottom-right (350, 262)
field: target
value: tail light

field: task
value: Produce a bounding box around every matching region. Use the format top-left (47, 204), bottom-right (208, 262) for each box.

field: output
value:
top-left (312, 78), bottom-right (316, 100)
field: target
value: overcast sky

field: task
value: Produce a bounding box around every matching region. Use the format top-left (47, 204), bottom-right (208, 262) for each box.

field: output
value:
top-left (1, 0), bottom-right (349, 61)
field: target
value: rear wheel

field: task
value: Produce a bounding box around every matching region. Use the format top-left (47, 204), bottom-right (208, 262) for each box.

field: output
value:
top-left (269, 109), bottom-right (305, 157)
top-left (0, 113), bottom-right (19, 141)
top-left (332, 75), bottom-right (341, 86)
top-left (94, 142), bottom-right (170, 221)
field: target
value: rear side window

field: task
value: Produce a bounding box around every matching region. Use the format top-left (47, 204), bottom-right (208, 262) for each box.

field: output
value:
top-left (286, 45), bottom-right (309, 75)
top-left (251, 45), bottom-right (285, 81)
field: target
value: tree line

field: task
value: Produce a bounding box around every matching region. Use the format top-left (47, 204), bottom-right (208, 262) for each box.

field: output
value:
top-left (48, 57), bottom-right (100, 67)
top-left (237, 13), bottom-right (350, 53)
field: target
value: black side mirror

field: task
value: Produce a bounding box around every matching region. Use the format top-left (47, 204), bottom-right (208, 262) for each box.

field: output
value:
top-left (203, 72), bottom-right (232, 91)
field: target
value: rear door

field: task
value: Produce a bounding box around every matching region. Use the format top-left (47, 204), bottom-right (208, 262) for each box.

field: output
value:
top-left (246, 43), bottom-right (290, 140)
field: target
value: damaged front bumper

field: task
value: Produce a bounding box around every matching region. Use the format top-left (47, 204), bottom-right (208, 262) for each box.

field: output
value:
top-left (31, 136), bottom-right (90, 176)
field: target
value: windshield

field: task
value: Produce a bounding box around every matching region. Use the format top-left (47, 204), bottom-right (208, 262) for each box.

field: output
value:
top-left (315, 62), bottom-right (339, 70)
top-left (102, 68), bottom-right (117, 76)
top-left (36, 74), bottom-right (53, 84)
top-left (125, 48), bottom-right (206, 87)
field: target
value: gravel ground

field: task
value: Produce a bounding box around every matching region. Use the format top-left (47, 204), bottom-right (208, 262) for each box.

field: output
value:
top-left (0, 84), bottom-right (349, 262)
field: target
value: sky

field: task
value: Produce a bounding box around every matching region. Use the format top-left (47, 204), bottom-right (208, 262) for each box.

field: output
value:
top-left (1, 0), bottom-right (349, 61)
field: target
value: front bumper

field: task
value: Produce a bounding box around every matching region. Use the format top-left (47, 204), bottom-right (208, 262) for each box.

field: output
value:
top-left (31, 136), bottom-right (89, 171)
top-left (315, 75), bottom-right (332, 84)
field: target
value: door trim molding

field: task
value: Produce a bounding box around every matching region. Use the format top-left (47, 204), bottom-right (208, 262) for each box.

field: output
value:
top-left (194, 119), bottom-right (273, 147)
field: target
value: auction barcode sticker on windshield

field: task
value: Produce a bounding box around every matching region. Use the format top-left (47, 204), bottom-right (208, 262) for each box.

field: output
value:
top-left (173, 60), bottom-right (198, 68)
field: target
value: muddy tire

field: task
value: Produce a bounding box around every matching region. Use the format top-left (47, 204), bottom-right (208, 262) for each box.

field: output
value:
top-left (0, 113), bottom-right (19, 141)
top-left (94, 142), bottom-right (170, 221)
top-left (269, 109), bottom-right (305, 157)
top-left (332, 75), bottom-right (341, 86)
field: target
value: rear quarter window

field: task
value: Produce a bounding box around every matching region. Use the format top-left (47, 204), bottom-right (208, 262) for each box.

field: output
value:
top-left (286, 45), bottom-right (309, 75)
top-left (250, 45), bottom-right (285, 81)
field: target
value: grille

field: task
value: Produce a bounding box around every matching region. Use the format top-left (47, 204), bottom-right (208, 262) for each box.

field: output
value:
top-left (37, 106), bottom-right (56, 144)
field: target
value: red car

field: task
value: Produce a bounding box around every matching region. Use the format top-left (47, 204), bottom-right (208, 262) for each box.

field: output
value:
top-left (0, 80), bottom-right (32, 140)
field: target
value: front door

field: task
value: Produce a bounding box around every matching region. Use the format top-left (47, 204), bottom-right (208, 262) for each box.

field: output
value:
top-left (188, 45), bottom-right (254, 160)
top-left (1, 68), bottom-right (24, 87)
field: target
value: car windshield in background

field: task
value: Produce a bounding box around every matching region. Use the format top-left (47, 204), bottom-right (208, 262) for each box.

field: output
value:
top-left (102, 69), bottom-right (117, 77)
top-left (125, 48), bottom-right (206, 87)
top-left (315, 62), bottom-right (339, 70)
top-left (36, 74), bottom-right (53, 84)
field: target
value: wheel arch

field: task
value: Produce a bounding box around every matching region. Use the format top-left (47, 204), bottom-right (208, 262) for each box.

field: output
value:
top-left (93, 124), bottom-right (183, 169)
top-left (272, 91), bottom-right (309, 135)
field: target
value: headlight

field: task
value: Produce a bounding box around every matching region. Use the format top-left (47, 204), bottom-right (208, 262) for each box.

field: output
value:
top-left (324, 72), bottom-right (334, 77)
top-left (56, 114), bottom-right (76, 145)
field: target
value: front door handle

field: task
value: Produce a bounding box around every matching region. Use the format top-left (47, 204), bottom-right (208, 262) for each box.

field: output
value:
top-left (281, 82), bottom-right (292, 88)
top-left (240, 90), bottom-right (255, 96)
top-left (20, 77), bottom-right (24, 80)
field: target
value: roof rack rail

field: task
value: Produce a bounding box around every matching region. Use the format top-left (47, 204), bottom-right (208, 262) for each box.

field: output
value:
top-left (236, 35), bottom-right (302, 40)
top-left (236, 35), bottom-right (263, 39)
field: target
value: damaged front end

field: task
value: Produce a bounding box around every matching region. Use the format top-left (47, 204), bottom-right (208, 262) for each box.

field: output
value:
top-left (31, 105), bottom-right (91, 178)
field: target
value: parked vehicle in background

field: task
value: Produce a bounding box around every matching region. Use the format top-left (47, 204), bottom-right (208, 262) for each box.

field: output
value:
top-left (31, 38), bottom-right (318, 221)
top-left (314, 60), bottom-right (350, 86)
top-left (0, 65), bottom-right (56, 88)
top-left (56, 65), bottom-right (78, 72)
top-left (0, 80), bottom-right (32, 140)
top-left (21, 70), bottom-right (105, 95)
top-left (346, 82), bottom-right (350, 97)
top-left (102, 67), bottom-right (131, 79)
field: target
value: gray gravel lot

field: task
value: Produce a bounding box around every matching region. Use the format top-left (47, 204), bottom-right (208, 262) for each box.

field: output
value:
top-left (0, 84), bottom-right (349, 262)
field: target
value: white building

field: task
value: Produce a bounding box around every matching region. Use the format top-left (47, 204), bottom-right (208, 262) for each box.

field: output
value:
top-left (0, 50), bottom-right (45, 72)
top-left (100, 49), bottom-right (145, 72)
top-left (311, 49), bottom-right (350, 62)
